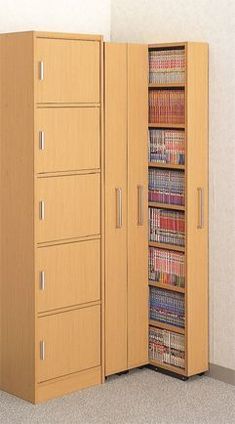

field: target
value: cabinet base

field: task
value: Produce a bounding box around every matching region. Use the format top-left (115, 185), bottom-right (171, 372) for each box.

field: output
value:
top-left (36, 366), bottom-right (101, 403)
top-left (147, 364), bottom-right (188, 381)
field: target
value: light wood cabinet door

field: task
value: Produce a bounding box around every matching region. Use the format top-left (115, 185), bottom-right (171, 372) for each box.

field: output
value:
top-left (104, 44), bottom-right (128, 376)
top-left (35, 38), bottom-right (100, 103)
top-left (186, 43), bottom-right (209, 375)
top-left (36, 173), bottom-right (100, 243)
top-left (35, 107), bottom-right (100, 173)
top-left (36, 239), bottom-right (100, 312)
top-left (37, 306), bottom-right (100, 382)
top-left (127, 45), bottom-right (148, 368)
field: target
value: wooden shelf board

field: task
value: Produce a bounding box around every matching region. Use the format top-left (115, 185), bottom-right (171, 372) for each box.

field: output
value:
top-left (148, 281), bottom-right (185, 293)
top-left (148, 242), bottom-right (185, 253)
top-left (148, 162), bottom-right (185, 170)
top-left (148, 123), bottom-right (185, 129)
top-left (149, 360), bottom-right (186, 376)
top-left (149, 320), bottom-right (185, 335)
top-left (148, 42), bottom-right (186, 49)
top-left (149, 83), bottom-right (185, 88)
top-left (148, 201), bottom-right (185, 211)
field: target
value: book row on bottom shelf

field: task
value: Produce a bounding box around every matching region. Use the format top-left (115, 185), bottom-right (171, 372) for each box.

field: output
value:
top-left (149, 326), bottom-right (185, 369)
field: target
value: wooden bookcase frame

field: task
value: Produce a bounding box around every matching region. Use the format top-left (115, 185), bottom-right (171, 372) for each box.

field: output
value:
top-left (148, 42), bottom-right (209, 377)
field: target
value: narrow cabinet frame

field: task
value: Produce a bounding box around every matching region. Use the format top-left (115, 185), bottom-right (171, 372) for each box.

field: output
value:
top-left (147, 42), bottom-right (208, 377)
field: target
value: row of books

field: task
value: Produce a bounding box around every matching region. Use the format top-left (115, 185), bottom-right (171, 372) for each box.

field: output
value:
top-left (149, 207), bottom-right (185, 246)
top-left (149, 169), bottom-right (185, 206)
top-left (148, 129), bottom-right (185, 165)
top-left (149, 247), bottom-right (185, 288)
top-left (149, 326), bottom-right (185, 369)
top-left (149, 89), bottom-right (185, 124)
top-left (149, 49), bottom-right (185, 84)
top-left (150, 287), bottom-right (185, 328)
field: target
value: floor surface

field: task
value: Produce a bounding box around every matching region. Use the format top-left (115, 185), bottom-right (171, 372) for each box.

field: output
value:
top-left (0, 369), bottom-right (235, 424)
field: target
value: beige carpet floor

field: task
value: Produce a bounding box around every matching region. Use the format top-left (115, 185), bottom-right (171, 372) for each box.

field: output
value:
top-left (0, 368), bottom-right (235, 424)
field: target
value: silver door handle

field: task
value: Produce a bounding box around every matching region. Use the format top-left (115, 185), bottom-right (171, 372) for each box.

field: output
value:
top-left (39, 131), bottom-right (45, 150)
top-left (39, 61), bottom-right (44, 81)
top-left (39, 201), bottom-right (45, 220)
top-left (115, 188), bottom-right (122, 229)
top-left (40, 340), bottom-right (45, 360)
top-left (137, 185), bottom-right (144, 226)
top-left (39, 271), bottom-right (45, 290)
top-left (197, 187), bottom-right (204, 229)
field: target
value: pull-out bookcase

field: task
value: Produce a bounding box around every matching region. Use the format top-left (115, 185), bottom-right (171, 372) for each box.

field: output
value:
top-left (148, 42), bottom-right (208, 378)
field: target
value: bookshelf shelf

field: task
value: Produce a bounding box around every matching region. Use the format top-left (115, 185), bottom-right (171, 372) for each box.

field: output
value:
top-left (148, 281), bottom-right (185, 294)
top-left (148, 241), bottom-right (185, 252)
top-left (148, 201), bottom-right (185, 211)
top-left (148, 42), bottom-right (208, 378)
top-left (148, 162), bottom-right (185, 170)
top-left (149, 360), bottom-right (186, 376)
top-left (149, 319), bottom-right (185, 335)
top-left (148, 123), bottom-right (185, 129)
top-left (149, 83), bottom-right (185, 88)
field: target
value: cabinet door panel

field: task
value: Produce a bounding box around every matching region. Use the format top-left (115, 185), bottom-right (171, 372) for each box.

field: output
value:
top-left (36, 173), bottom-right (100, 243)
top-left (186, 43), bottom-right (209, 375)
top-left (35, 38), bottom-right (100, 103)
top-left (104, 44), bottom-right (128, 376)
top-left (127, 44), bottom-right (148, 368)
top-left (37, 306), bottom-right (100, 382)
top-left (36, 239), bottom-right (100, 312)
top-left (35, 107), bottom-right (100, 173)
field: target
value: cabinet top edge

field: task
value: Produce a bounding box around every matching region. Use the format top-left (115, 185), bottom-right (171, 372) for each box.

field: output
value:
top-left (0, 31), bottom-right (103, 42)
top-left (148, 41), bottom-right (208, 49)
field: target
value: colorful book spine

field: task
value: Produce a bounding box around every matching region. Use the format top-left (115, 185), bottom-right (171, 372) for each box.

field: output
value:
top-left (148, 129), bottom-right (185, 165)
top-left (148, 169), bottom-right (185, 206)
top-left (149, 89), bottom-right (185, 124)
top-left (149, 287), bottom-right (185, 328)
top-left (148, 207), bottom-right (185, 247)
top-left (149, 49), bottom-right (185, 84)
top-left (149, 247), bottom-right (185, 288)
top-left (149, 326), bottom-right (185, 369)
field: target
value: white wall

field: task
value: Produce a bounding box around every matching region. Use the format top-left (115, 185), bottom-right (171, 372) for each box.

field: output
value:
top-left (111, 0), bottom-right (235, 371)
top-left (0, 0), bottom-right (111, 39)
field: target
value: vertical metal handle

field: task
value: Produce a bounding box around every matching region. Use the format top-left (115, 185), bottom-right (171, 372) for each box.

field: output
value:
top-left (39, 201), bottom-right (45, 220)
top-left (39, 271), bottom-right (45, 290)
top-left (40, 340), bottom-right (45, 361)
top-left (137, 185), bottom-right (144, 226)
top-left (115, 188), bottom-right (122, 229)
top-left (39, 61), bottom-right (44, 81)
top-left (39, 131), bottom-right (45, 150)
top-left (197, 187), bottom-right (204, 229)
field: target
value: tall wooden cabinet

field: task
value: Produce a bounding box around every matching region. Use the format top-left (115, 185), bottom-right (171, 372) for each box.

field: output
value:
top-left (0, 31), bottom-right (103, 403)
top-left (104, 43), bottom-right (148, 376)
top-left (0, 32), bottom-right (208, 403)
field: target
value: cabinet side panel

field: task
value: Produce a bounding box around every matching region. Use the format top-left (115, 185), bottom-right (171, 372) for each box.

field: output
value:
top-left (127, 44), bottom-right (148, 368)
top-left (0, 33), bottom-right (35, 401)
top-left (186, 43), bottom-right (209, 375)
top-left (104, 43), bottom-right (128, 375)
